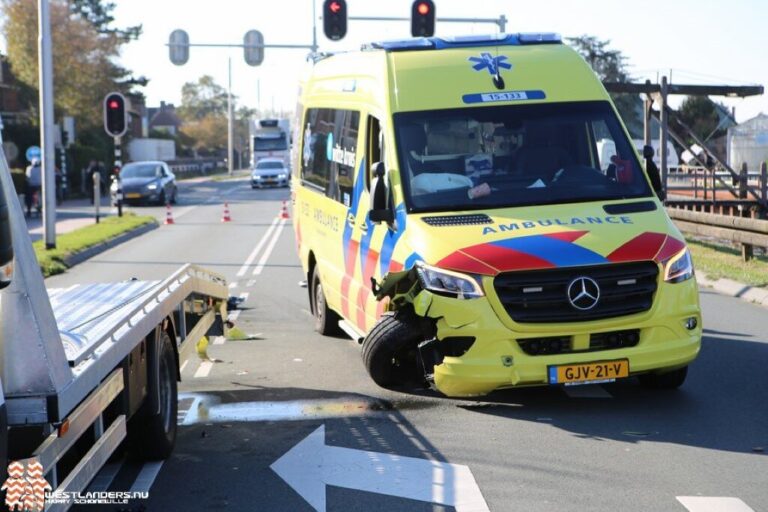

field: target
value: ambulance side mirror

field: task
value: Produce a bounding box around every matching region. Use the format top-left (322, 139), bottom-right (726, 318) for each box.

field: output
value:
top-left (643, 145), bottom-right (666, 201)
top-left (0, 176), bottom-right (14, 290)
top-left (369, 161), bottom-right (394, 224)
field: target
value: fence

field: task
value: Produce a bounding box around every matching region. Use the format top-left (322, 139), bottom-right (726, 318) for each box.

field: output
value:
top-left (666, 162), bottom-right (768, 206)
top-left (667, 208), bottom-right (768, 261)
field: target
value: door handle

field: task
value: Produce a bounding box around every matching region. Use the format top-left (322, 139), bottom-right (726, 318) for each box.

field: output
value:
top-left (358, 222), bottom-right (368, 233)
top-left (347, 213), bottom-right (356, 228)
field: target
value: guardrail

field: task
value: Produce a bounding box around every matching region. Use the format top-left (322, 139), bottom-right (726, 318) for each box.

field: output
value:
top-left (667, 207), bottom-right (768, 261)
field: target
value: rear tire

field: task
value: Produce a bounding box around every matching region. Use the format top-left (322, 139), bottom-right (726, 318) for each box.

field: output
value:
top-left (127, 330), bottom-right (178, 460)
top-left (362, 310), bottom-right (424, 388)
top-left (311, 268), bottom-right (340, 335)
top-left (638, 366), bottom-right (688, 389)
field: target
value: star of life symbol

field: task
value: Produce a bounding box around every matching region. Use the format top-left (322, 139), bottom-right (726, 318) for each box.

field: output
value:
top-left (468, 53), bottom-right (512, 75)
top-left (2, 460), bottom-right (51, 512)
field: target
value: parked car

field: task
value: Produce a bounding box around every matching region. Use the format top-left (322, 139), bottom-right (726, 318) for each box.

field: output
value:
top-left (251, 158), bottom-right (289, 188)
top-left (111, 161), bottom-right (177, 205)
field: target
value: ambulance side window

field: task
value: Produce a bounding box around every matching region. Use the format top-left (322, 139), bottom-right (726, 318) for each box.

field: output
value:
top-left (301, 108), bottom-right (360, 204)
top-left (335, 110), bottom-right (360, 206)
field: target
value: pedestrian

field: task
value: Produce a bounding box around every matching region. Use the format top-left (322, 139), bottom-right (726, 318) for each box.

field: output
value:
top-left (25, 158), bottom-right (42, 217)
top-left (86, 160), bottom-right (98, 204)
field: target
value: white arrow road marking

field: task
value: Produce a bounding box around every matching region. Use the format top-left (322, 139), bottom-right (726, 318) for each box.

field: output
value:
top-left (677, 496), bottom-right (754, 512)
top-left (271, 425), bottom-right (489, 512)
top-left (237, 217), bottom-right (279, 277)
top-left (253, 218), bottom-right (287, 275)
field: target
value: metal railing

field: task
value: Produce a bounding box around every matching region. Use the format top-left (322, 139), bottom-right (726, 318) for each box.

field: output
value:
top-left (666, 163), bottom-right (768, 204)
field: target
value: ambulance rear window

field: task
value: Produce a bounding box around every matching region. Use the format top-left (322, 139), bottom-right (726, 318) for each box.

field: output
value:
top-left (394, 101), bottom-right (652, 213)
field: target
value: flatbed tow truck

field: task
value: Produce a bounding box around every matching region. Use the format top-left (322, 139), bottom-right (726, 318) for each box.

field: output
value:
top-left (0, 135), bottom-right (228, 510)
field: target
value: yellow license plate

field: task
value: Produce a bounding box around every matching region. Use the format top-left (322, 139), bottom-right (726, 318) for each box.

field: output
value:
top-left (125, 193), bottom-right (142, 198)
top-left (548, 360), bottom-right (629, 385)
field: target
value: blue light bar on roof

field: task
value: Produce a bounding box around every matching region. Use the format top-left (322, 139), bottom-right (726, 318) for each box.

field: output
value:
top-left (363, 32), bottom-right (562, 52)
top-left (518, 32), bottom-right (562, 44)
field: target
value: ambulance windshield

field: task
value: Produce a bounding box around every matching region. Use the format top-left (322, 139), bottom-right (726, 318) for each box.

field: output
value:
top-left (394, 101), bottom-right (653, 213)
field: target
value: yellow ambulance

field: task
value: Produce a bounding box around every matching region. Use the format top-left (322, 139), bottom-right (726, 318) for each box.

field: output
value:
top-left (291, 33), bottom-right (701, 397)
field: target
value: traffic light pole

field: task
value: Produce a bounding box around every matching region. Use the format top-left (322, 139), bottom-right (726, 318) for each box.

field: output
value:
top-left (227, 58), bottom-right (234, 176)
top-left (113, 136), bottom-right (123, 217)
top-left (38, 0), bottom-right (57, 249)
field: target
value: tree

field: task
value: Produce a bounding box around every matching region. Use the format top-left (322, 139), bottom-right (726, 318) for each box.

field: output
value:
top-left (678, 96), bottom-right (727, 144)
top-left (1, 0), bottom-right (135, 130)
top-left (70, 0), bottom-right (142, 40)
top-left (177, 75), bottom-right (231, 122)
top-left (566, 35), bottom-right (642, 137)
top-left (181, 115), bottom-right (228, 154)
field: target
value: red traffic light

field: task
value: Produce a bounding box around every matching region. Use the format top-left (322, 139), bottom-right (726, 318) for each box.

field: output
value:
top-left (417, 2), bottom-right (430, 15)
top-left (411, 0), bottom-right (435, 37)
top-left (329, 0), bottom-right (341, 13)
top-left (108, 100), bottom-right (120, 109)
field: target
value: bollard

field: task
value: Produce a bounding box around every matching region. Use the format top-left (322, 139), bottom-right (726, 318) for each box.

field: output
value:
top-left (93, 171), bottom-right (100, 224)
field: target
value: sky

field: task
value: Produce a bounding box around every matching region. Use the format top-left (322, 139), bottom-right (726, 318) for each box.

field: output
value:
top-left (7, 0), bottom-right (768, 122)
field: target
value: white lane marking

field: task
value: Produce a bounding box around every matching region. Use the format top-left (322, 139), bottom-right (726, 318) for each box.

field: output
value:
top-left (194, 361), bottom-right (213, 379)
top-left (212, 336), bottom-right (226, 345)
top-left (253, 218), bottom-right (287, 275)
top-left (169, 205), bottom-right (195, 221)
top-left (180, 360), bottom-right (189, 373)
top-left (246, 279), bottom-right (256, 287)
top-left (228, 282), bottom-right (238, 289)
top-left (228, 310), bottom-right (241, 322)
top-left (129, 461), bottom-right (165, 493)
top-left (239, 291), bottom-right (250, 301)
top-left (563, 385), bottom-right (612, 398)
top-left (676, 497), bottom-right (754, 512)
top-left (237, 217), bottom-right (280, 277)
top-left (271, 425), bottom-right (489, 512)
top-left (88, 462), bottom-right (123, 492)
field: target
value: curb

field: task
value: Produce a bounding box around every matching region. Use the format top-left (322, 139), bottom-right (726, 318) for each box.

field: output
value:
top-left (62, 220), bottom-right (159, 268)
top-left (696, 271), bottom-right (768, 309)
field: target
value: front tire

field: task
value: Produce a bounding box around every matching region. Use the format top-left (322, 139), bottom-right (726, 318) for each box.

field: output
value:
top-left (638, 366), bottom-right (688, 389)
top-left (127, 330), bottom-right (178, 460)
top-left (311, 268), bottom-right (340, 335)
top-left (362, 310), bottom-right (424, 388)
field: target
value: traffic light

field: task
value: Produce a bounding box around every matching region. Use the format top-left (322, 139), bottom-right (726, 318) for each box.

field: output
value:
top-left (323, 0), bottom-right (347, 41)
top-left (103, 92), bottom-right (127, 138)
top-left (411, 0), bottom-right (435, 37)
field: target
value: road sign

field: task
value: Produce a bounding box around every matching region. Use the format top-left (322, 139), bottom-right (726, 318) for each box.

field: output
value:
top-left (244, 30), bottom-right (264, 66)
top-left (169, 29), bottom-right (190, 65)
top-left (271, 425), bottom-right (490, 511)
top-left (25, 146), bottom-right (41, 162)
top-left (103, 92), bottom-right (128, 138)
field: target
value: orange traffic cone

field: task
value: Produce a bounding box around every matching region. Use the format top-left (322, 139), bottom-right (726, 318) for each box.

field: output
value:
top-left (221, 202), bottom-right (232, 223)
top-left (164, 204), bottom-right (175, 225)
top-left (280, 200), bottom-right (290, 220)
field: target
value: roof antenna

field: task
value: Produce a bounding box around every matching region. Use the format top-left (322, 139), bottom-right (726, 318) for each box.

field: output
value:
top-left (492, 45), bottom-right (505, 90)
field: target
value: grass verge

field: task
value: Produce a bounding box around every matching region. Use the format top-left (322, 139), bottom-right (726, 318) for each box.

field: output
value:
top-left (34, 213), bottom-right (156, 277)
top-left (688, 239), bottom-right (768, 288)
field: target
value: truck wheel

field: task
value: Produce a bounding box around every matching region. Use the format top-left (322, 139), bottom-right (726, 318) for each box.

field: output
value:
top-left (128, 331), bottom-right (178, 460)
top-left (311, 268), bottom-right (340, 335)
top-left (638, 366), bottom-right (688, 389)
top-left (362, 310), bottom-right (423, 388)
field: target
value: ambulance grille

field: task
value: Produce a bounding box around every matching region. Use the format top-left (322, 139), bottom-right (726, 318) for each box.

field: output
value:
top-left (494, 262), bottom-right (659, 323)
top-left (421, 214), bottom-right (492, 227)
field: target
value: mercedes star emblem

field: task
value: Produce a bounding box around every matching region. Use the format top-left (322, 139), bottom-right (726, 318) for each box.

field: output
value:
top-left (567, 276), bottom-right (601, 310)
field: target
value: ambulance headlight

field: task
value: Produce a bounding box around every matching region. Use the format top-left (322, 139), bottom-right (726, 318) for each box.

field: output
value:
top-left (416, 263), bottom-right (484, 299)
top-left (663, 247), bottom-right (694, 283)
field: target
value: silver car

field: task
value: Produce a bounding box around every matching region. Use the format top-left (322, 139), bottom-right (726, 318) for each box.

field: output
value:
top-left (251, 158), bottom-right (289, 188)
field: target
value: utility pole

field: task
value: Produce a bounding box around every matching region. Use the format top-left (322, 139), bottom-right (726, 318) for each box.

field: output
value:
top-left (227, 57), bottom-right (234, 175)
top-left (38, 0), bottom-right (56, 249)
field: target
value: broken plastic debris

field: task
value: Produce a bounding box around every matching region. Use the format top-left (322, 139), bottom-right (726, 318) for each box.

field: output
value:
top-left (622, 431), bottom-right (651, 437)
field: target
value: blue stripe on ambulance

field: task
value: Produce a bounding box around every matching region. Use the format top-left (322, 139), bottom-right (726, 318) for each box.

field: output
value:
top-left (491, 234), bottom-right (608, 267)
top-left (378, 203), bottom-right (408, 276)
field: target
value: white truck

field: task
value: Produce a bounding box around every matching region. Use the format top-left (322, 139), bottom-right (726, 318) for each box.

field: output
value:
top-left (249, 118), bottom-right (290, 168)
top-left (0, 133), bottom-right (228, 509)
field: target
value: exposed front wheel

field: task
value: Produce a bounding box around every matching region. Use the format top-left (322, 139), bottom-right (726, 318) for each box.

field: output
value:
top-left (362, 310), bottom-right (425, 389)
top-left (311, 269), bottom-right (340, 335)
top-left (638, 366), bottom-right (688, 389)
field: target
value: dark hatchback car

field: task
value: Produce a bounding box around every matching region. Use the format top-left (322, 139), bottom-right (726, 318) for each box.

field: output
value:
top-left (111, 161), bottom-right (178, 205)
